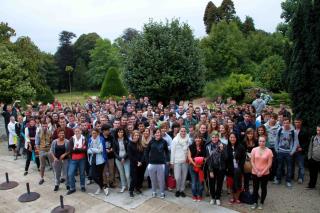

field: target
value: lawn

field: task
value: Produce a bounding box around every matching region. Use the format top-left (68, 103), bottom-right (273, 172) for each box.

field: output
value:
top-left (54, 91), bottom-right (99, 104)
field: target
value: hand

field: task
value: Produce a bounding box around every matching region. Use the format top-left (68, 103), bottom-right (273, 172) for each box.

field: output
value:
top-left (121, 159), bottom-right (125, 164)
top-left (59, 155), bottom-right (65, 160)
top-left (137, 162), bottom-right (142, 167)
top-left (170, 164), bottom-right (174, 169)
top-left (210, 172), bottom-right (214, 178)
top-left (219, 143), bottom-right (224, 150)
top-left (297, 147), bottom-right (302, 152)
top-left (54, 157), bottom-right (59, 162)
top-left (241, 132), bottom-right (245, 135)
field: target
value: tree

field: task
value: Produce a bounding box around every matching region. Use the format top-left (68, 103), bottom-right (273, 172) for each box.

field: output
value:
top-left (0, 45), bottom-right (36, 103)
top-left (256, 55), bottom-right (286, 92)
top-left (201, 21), bottom-right (247, 80)
top-left (65, 65), bottom-right (73, 94)
top-left (0, 22), bottom-right (15, 43)
top-left (73, 32), bottom-right (101, 66)
top-left (121, 28), bottom-right (139, 42)
top-left (39, 53), bottom-right (59, 91)
top-left (123, 19), bottom-right (205, 102)
top-left (55, 31), bottom-right (76, 92)
top-left (242, 16), bottom-right (255, 35)
top-left (203, 1), bottom-right (219, 34)
top-left (100, 67), bottom-right (126, 97)
top-left (73, 58), bottom-right (89, 91)
top-left (219, 0), bottom-right (236, 23)
top-left (88, 39), bottom-right (120, 89)
top-left (288, 0), bottom-right (319, 130)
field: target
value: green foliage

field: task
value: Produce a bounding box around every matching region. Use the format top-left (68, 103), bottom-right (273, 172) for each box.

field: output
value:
top-left (203, 73), bottom-right (255, 101)
top-left (203, 1), bottom-right (219, 34)
top-left (73, 58), bottom-right (89, 91)
top-left (201, 21), bottom-right (247, 80)
top-left (123, 19), bottom-right (205, 102)
top-left (269, 91), bottom-right (291, 106)
top-left (35, 86), bottom-right (54, 104)
top-left (0, 45), bottom-right (36, 103)
top-left (100, 67), bottom-right (126, 97)
top-left (0, 22), bottom-right (15, 43)
top-left (219, 0), bottom-right (236, 22)
top-left (242, 16), bottom-right (255, 35)
top-left (255, 55), bottom-right (286, 92)
top-left (88, 39), bottom-right (120, 89)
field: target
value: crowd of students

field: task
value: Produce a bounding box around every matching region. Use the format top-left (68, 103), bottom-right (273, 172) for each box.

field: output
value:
top-left (1, 94), bottom-right (320, 210)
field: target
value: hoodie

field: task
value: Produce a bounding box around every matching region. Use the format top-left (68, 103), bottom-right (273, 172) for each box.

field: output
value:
top-left (170, 133), bottom-right (189, 164)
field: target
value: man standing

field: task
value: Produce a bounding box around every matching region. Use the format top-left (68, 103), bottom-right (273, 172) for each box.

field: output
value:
top-left (252, 94), bottom-right (266, 115)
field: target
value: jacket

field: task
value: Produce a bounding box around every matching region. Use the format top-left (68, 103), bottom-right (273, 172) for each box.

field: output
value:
top-left (145, 137), bottom-right (169, 164)
top-left (87, 135), bottom-right (107, 165)
top-left (226, 143), bottom-right (246, 176)
top-left (206, 141), bottom-right (228, 171)
top-left (113, 137), bottom-right (129, 161)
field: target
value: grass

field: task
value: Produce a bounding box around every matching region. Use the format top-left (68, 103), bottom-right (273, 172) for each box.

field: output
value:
top-left (54, 91), bottom-right (99, 104)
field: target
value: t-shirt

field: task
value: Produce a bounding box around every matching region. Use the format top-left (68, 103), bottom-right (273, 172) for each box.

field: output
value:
top-left (251, 147), bottom-right (273, 176)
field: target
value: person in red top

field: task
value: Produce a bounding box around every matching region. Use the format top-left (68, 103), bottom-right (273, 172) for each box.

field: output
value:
top-left (250, 135), bottom-right (273, 210)
top-left (52, 119), bottom-right (74, 140)
top-left (50, 98), bottom-right (62, 111)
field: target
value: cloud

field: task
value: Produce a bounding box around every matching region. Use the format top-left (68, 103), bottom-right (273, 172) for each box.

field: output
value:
top-left (1, 0), bottom-right (283, 53)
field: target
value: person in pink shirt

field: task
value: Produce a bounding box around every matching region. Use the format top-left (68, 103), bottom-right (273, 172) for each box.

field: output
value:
top-left (250, 136), bottom-right (273, 210)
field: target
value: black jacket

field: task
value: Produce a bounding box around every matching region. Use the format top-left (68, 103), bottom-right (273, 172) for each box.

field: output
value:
top-left (226, 143), bottom-right (246, 176)
top-left (128, 142), bottom-right (144, 164)
top-left (145, 138), bottom-right (169, 164)
top-left (113, 138), bottom-right (129, 161)
top-left (206, 141), bottom-right (228, 171)
top-left (297, 128), bottom-right (310, 154)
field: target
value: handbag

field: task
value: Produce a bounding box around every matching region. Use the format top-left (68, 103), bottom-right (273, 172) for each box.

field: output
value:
top-left (240, 191), bottom-right (255, 204)
top-left (244, 152), bottom-right (252, 173)
top-left (166, 169), bottom-right (176, 190)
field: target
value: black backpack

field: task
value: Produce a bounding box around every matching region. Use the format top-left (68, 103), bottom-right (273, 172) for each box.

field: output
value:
top-left (239, 191), bottom-right (255, 204)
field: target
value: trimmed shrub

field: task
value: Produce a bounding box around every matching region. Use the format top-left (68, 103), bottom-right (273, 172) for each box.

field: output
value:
top-left (100, 67), bottom-right (126, 98)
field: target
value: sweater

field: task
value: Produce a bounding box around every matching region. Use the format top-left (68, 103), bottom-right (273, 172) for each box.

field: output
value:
top-left (275, 128), bottom-right (298, 155)
top-left (145, 138), bottom-right (169, 164)
top-left (170, 133), bottom-right (189, 164)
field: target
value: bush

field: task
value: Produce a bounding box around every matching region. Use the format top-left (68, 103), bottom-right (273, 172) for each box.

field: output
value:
top-left (100, 67), bottom-right (127, 98)
top-left (203, 73), bottom-right (255, 102)
top-left (269, 91), bottom-right (291, 106)
top-left (35, 86), bottom-right (54, 104)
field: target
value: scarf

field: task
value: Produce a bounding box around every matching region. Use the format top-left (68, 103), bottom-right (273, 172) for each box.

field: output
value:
top-left (193, 156), bottom-right (205, 183)
top-left (73, 135), bottom-right (85, 149)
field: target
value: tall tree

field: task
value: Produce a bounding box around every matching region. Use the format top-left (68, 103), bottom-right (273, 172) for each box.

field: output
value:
top-left (242, 16), bottom-right (255, 35)
top-left (73, 57), bottom-right (89, 91)
top-left (73, 32), bottom-right (100, 66)
top-left (39, 52), bottom-right (59, 91)
top-left (203, 1), bottom-right (219, 34)
top-left (55, 31), bottom-right (76, 92)
top-left (123, 19), bottom-right (205, 102)
top-left (219, 0), bottom-right (236, 23)
top-left (0, 22), bottom-right (15, 43)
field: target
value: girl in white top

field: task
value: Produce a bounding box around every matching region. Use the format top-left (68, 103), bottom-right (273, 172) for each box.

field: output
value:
top-left (8, 116), bottom-right (17, 158)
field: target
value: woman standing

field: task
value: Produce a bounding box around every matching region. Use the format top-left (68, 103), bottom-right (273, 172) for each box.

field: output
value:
top-left (145, 128), bottom-right (169, 198)
top-left (141, 128), bottom-right (152, 188)
top-left (251, 136), bottom-right (273, 210)
top-left (88, 128), bottom-right (108, 196)
top-left (113, 128), bottom-right (130, 193)
top-left (67, 127), bottom-right (87, 195)
top-left (206, 131), bottom-right (228, 206)
top-left (50, 129), bottom-right (70, 192)
top-left (219, 124), bottom-right (229, 145)
top-left (243, 128), bottom-right (257, 192)
top-left (170, 127), bottom-right (189, 198)
top-left (8, 116), bottom-right (17, 158)
top-left (226, 133), bottom-right (246, 204)
top-left (188, 134), bottom-right (205, 201)
top-left (128, 130), bottom-right (145, 197)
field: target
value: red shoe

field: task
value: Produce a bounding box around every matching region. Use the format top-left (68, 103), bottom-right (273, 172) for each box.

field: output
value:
top-left (197, 196), bottom-right (203, 202)
top-left (229, 198), bottom-right (235, 204)
top-left (235, 199), bottom-right (241, 204)
top-left (192, 196), bottom-right (197, 201)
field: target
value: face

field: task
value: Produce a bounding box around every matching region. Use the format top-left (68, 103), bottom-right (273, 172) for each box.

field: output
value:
top-left (180, 128), bottom-right (187, 137)
top-left (294, 120), bottom-right (302, 129)
top-left (211, 135), bottom-right (219, 143)
top-left (58, 131), bottom-right (65, 139)
top-left (258, 137), bottom-right (266, 147)
top-left (269, 117), bottom-right (276, 125)
top-left (91, 130), bottom-right (98, 138)
top-left (59, 119), bottom-right (66, 128)
top-left (229, 134), bottom-right (237, 145)
top-left (143, 128), bottom-right (150, 137)
top-left (317, 127), bottom-right (320, 135)
top-left (244, 114), bottom-right (250, 122)
top-left (113, 121), bottom-right (120, 128)
top-left (100, 117), bottom-right (107, 124)
top-left (199, 125), bottom-right (206, 134)
top-left (283, 120), bottom-right (291, 129)
top-left (117, 130), bottom-right (124, 138)
top-left (195, 137), bottom-right (202, 146)
top-left (29, 120), bottom-right (35, 127)
top-left (42, 123), bottom-right (48, 129)
top-left (219, 125), bottom-right (225, 133)
top-left (74, 128), bottom-right (81, 135)
top-left (258, 127), bottom-right (265, 135)
top-left (132, 133), bottom-right (140, 142)
top-left (227, 120), bottom-right (234, 128)
top-left (247, 132), bottom-right (254, 139)
top-left (155, 129), bottom-right (161, 140)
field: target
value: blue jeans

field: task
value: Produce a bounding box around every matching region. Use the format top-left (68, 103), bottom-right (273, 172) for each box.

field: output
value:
top-left (68, 158), bottom-right (86, 190)
top-left (276, 152), bottom-right (292, 183)
top-left (189, 165), bottom-right (204, 197)
top-left (115, 159), bottom-right (130, 188)
top-left (295, 152), bottom-right (305, 181)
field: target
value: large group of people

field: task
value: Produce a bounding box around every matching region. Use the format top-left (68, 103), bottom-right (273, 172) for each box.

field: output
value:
top-left (1, 93), bottom-right (319, 210)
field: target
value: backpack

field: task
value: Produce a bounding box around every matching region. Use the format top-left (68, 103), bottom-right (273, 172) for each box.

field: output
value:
top-left (239, 191), bottom-right (255, 204)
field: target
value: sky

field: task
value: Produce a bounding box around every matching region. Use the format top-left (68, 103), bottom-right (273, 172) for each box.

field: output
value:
top-left (1, 0), bottom-right (284, 53)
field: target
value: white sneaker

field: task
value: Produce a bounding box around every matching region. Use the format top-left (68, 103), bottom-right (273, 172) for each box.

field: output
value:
top-left (95, 188), bottom-right (101, 195)
top-left (298, 179), bottom-right (303, 184)
top-left (210, 199), bottom-right (215, 205)
top-left (152, 192), bottom-right (157, 198)
top-left (160, 193), bottom-right (165, 199)
top-left (258, 204), bottom-right (263, 210)
top-left (86, 180), bottom-right (92, 185)
top-left (216, 199), bottom-right (221, 206)
top-left (286, 182), bottom-right (292, 187)
top-left (103, 187), bottom-right (109, 196)
top-left (251, 203), bottom-right (258, 209)
top-left (120, 186), bottom-right (126, 193)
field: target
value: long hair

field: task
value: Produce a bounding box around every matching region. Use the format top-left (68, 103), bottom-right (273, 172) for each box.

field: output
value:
top-left (132, 130), bottom-right (143, 152)
top-left (114, 127), bottom-right (127, 141)
top-left (244, 128), bottom-right (256, 147)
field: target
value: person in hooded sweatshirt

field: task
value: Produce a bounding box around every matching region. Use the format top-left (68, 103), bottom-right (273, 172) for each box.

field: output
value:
top-left (252, 94), bottom-right (266, 116)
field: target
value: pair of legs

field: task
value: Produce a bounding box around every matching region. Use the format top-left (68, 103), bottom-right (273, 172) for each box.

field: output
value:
top-left (208, 169), bottom-right (225, 200)
top-left (39, 151), bottom-right (53, 180)
top-left (252, 174), bottom-right (269, 205)
top-left (91, 162), bottom-right (105, 189)
top-left (292, 152), bottom-right (305, 181)
top-left (52, 159), bottom-right (69, 187)
top-left (276, 152), bottom-right (292, 183)
top-left (103, 158), bottom-right (115, 188)
top-left (115, 159), bottom-right (130, 189)
top-left (173, 163), bottom-right (188, 193)
top-left (68, 158), bottom-right (86, 190)
top-left (25, 145), bottom-right (40, 173)
top-left (189, 165), bottom-right (204, 197)
top-left (308, 158), bottom-right (320, 188)
top-left (148, 164), bottom-right (165, 194)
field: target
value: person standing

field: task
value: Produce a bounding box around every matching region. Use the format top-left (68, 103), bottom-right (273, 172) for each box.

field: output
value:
top-left (251, 136), bottom-right (273, 210)
top-left (101, 124), bottom-right (115, 190)
top-left (145, 128), bottom-right (169, 198)
top-left (170, 127), bottom-right (189, 198)
top-left (15, 115), bottom-right (25, 159)
top-left (24, 118), bottom-right (40, 176)
top-left (50, 129), bottom-right (70, 192)
top-left (67, 127), bottom-right (87, 195)
top-left (36, 121), bottom-right (53, 185)
top-left (306, 125), bottom-right (320, 189)
top-left (252, 94), bottom-right (266, 115)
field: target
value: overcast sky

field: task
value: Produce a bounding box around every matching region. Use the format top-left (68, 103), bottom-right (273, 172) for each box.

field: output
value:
top-left (1, 0), bottom-right (284, 53)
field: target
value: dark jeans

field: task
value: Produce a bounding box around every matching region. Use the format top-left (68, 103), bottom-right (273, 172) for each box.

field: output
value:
top-left (308, 158), bottom-right (320, 188)
top-left (252, 174), bottom-right (269, 204)
top-left (276, 152), bottom-right (292, 183)
top-left (86, 156), bottom-right (92, 180)
top-left (129, 162), bottom-right (145, 192)
top-left (189, 165), bottom-right (204, 197)
top-left (270, 148), bottom-right (277, 180)
top-left (244, 172), bottom-right (251, 191)
top-left (91, 163), bottom-right (105, 189)
top-left (68, 158), bottom-right (86, 190)
top-left (25, 147), bottom-right (40, 172)
top-left (208, 169), bottom-right (225, 199)
top-left (292, 152), bottom-right (305, 181)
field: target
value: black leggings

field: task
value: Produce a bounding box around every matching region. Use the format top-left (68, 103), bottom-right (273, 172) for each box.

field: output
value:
top-left (208, 169), bottom-right (225, 199)
top-left (252, 174), bottom-right (269, 204)
top-left (92, 163), bottom-right (105, 189)
top-left (25, 147), bottom-right (40, 172)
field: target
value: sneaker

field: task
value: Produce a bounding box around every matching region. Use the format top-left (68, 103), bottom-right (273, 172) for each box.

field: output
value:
top-left (135, 189), bottom-right (142, 194)
top-left (130, 191), bottom-right (134, 197)
top-left (216, 199), bottom-right (221, 206)
top-left (95, 188), bottom-right (101, 195)
top-left (180, 191), bottom-right (186, 198)
top-left (192, 196), bottom-right (197, 201)
top-left (103, 187), bottom-right (109, 196)
top-left (81, 187), bottom-right (86, 192)
top-left (53, 185), bottom-right (59, 192)
top-left (210, 199), bottom-right (215, 205)
top-left (60, 178), bottom-right (65, 183)
top-left (86, 180), bottom-right (92, 185)
top-left (120, 186), bottom-right (126, 193)
top-left (66, 185), bottom-right (70, 190)
top-left (66, 189), bottom-right (76, 195)
top-left (298, 179), bottom-right (303, 184)
top-left (286, 182), bottom-right (292, 187)
top-left (251, 203), bottom-right (258, 209)
top-left (197, 196), bottom-right (203, 202)
top-left (39, 179), bottom-right (44, 185)
top-left (152, 192), bottom-right (157, 198)
top-left (175, 191), bottom-right (180, 197)
top-left (160, 193), bottom-right (165, 199)
top-left (258, 204), bottom-right (263, 210)
top-left (273, 179), bottom-right (280, 184)
top-left (24, 171), bottom-right (28, 176)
